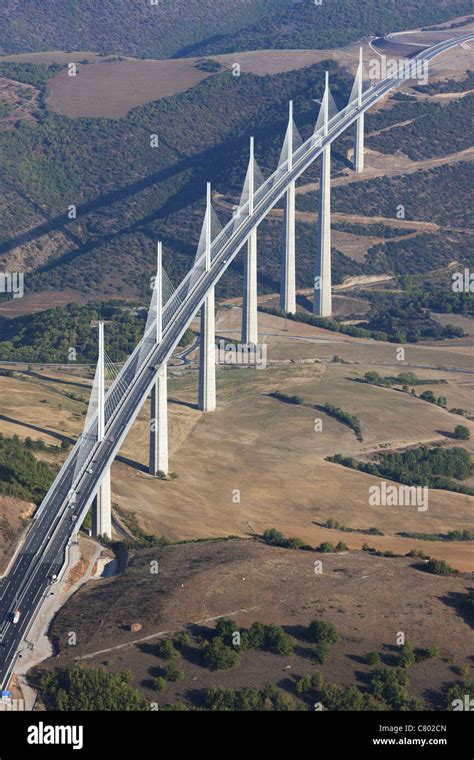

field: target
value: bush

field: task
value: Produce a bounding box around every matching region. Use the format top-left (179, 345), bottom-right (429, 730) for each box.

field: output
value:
top-left (454, 425), bottom-right (470, 440)
top-left (175, 631), bottom-right (191, 648)
top-left (399, 640), bottom-right (415, 669)
top-left (313, 641), bottom-right (331, 664)
top-left (261, 528), bottom-right (307, 549)
top-left (203, 638), bottom-right (240, 670)
top-left (316, 542), bottom-right (335, 553)
top-left (370, 668), bottom-right (411, 710)
top-left (308, 620), bottom-right (339, 645)
top-left (163, 664), bottom-right (185, 682)
top-left (153, 677), bottom-right (166, 692)
top-left (263, 624), bottom-right (293, 656)
top-left (157, 639), bottom-right (180, 660)
top-left (295, 675), bottom-right (313, 694)
top-left (364, 652), bottom-right (381, 666)
top-left (424, 558), bottom-right (458, 576)
top-left (215, 618), bottom-right (237, 643)
top-left (245, 622), bottom-right (266, 650)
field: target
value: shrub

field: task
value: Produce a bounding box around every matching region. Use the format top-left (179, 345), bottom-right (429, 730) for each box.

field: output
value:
top-left (364, 652), bottom-right (381, 665)
top-left (399, 640), bottom-right (416, 669)
top-left (454, 425), bottom-right (470, 440)
top-left (245, 622), bottom-right (266, 650)
top-left (308, 620), bottom-right (339, 645)
top-left (313, 641), bottom-right (331, 664)
top-left (163, 664), bottom-right (185, 682)
top-left (316, 542), bottom-right (335, 553)
top-left (263, 624), bottom-right (293, 656)
top-left (157, 639), bottom-right (179, 660)
top-left (370, 668), bottom-right (411, 710)
top-left (424, 558), bottom-right (458, 575)
top-left (295, 675), bottom-right (313, 694)
top-left (203, 638), bottom-right (240, 670)
top-left (153, 677), bottom-right (166, 692)
top-left (215, 618), bottom-right (237, 643)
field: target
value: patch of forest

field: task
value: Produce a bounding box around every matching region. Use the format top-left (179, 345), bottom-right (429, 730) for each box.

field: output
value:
top-left (179, 0), bottom-right (473, 56)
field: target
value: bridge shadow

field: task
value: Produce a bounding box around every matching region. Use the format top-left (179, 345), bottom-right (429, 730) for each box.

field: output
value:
top-left (114, 454), bottom-right (148, 474)
top-left (168, 397), bottom-right (198, 411)
top-left (296, 294), bottom-right (312, 311)
top-left (7, 78), bottom-right (329, 284)
top-left (22, 370), bottom-right (92, 390)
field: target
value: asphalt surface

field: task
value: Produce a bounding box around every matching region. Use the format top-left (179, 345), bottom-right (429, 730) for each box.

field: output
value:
top-left (0, 33), bottom-right (472, 690)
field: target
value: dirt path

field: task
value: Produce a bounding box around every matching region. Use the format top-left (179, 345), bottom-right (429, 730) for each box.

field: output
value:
top-left (75, 606), bottom-right (261, 661)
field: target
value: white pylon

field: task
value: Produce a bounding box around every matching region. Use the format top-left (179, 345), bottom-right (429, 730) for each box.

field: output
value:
top-left (93, 321), bottom-right (112, 539)
top-left (354, 46), bottom-right (365, 173)
top-left (280, 101), bottom-right (296, 314)
top-left (242, 136), bottom-right (258, 344)
top-left (198, 182), bottom-right (216, 411)
top-left (313, 72), bottom-right (332, 317)
top-left (150, 240), bottom-right (169, 474)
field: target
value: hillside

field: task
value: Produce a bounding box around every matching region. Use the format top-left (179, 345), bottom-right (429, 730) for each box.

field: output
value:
top-left (0, 0), bottom-right (293, 59)
top-left (178, 1), bottom-right (474, 56)
top-left (35, 539), bottom-right (474, 711)
top-left (0, 60), bottom-right (353, 301)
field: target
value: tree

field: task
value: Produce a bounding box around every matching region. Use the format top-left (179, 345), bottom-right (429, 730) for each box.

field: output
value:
top-left (157, 639), bottom-right (179, 660)
top-left (424, 558), bottom-right (457, 575)
top-left (263, 624), bottom-right (293, 656)
top-left (163, 664), bottom-right (184, 682)
top-left (295, 675), bottom-right (312, 694)
top-left (420, 390), bottom-right (436, 403)
top-left (454, 425), bottom-right (470, 440)
top-left (308, 619), bottom-right (339, 644)
top-left (154, 676), bottom-right (166, 692)
top-left (245, 622), bottom-right (267, 650)
top-left (364, 652), bottom-right (380, 665)
top-left (215, 618), bottom-right (237, 643)
top-left (399, 639), bottom-right (415, 669)
top-left (203, 638), bottom-right (240, 670)
top-left (313, 641), bottom-right (331, 664)
top-left (370, 668), bottom-right (410, 710)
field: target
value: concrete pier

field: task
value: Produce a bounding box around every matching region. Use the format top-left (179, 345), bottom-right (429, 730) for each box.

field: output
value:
top-left (93, 321), bottom-right (112, 539)
top-left (198, 183), bottom-right (217, 411)
top-left (149, 241), bottom-right (170, 473)
top-left (280, 101), bottom-right (296, 314)
top-left (354, 47), bottom-right (365, 173)
top-left (313, 73), bottom-right (332, 317)
top-left (242, 137), bottom-right (258, 345)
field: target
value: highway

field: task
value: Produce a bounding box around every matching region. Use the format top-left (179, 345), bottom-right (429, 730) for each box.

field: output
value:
top-left (0, 32), bottom-right (472, 690)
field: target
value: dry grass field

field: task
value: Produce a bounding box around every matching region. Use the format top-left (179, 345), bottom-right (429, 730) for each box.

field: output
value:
top-left (46, 58), bottom-right (213, 118)
top-left (0, 495), bottom-right (34, 574)
top-left (1, 309), bottom-right (472, 571)
top-left (39, 539), bottom-right (473, 710)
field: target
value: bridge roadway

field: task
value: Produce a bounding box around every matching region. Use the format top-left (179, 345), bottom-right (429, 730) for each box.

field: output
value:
top-left (0, 32), bottom-right (472, 689)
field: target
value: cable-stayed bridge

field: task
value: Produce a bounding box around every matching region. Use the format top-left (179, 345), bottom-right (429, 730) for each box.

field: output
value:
top-left (0, 33), bottom-right (472, 689)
